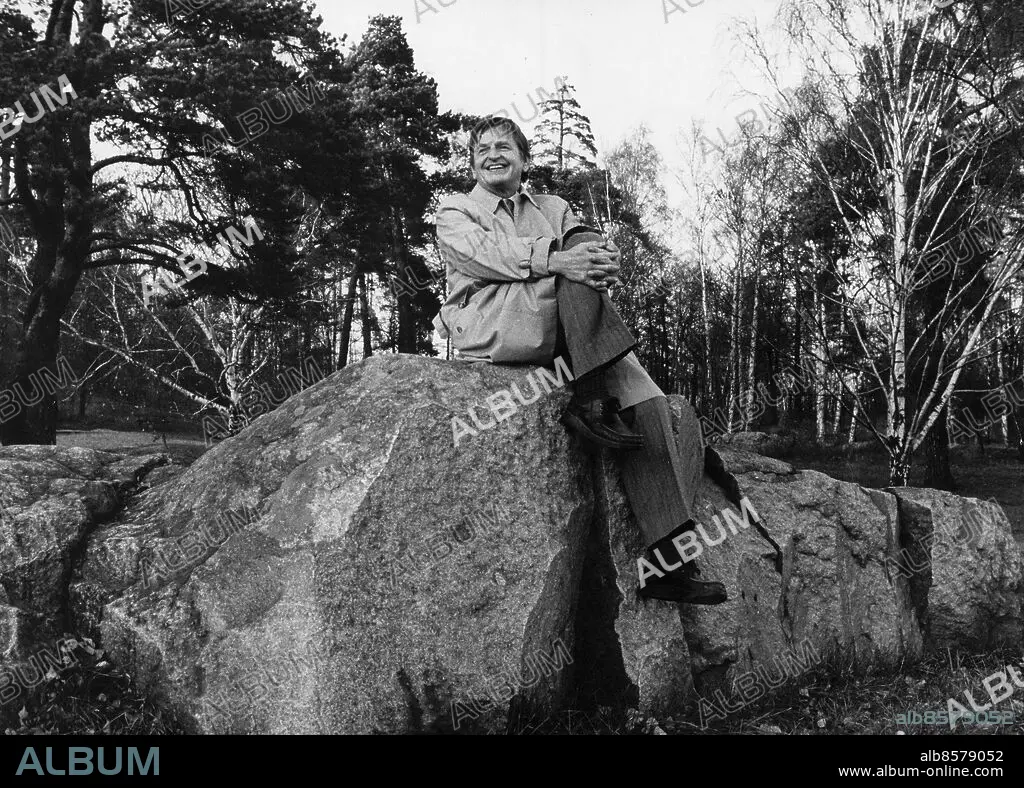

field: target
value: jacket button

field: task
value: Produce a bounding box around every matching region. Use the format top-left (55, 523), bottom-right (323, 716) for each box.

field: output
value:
top-left (456, 327), bottom-right (463, 333)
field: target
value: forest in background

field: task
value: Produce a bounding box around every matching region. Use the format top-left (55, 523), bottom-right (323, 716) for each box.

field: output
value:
top-left (1, 0), bottom-right (1023, 490)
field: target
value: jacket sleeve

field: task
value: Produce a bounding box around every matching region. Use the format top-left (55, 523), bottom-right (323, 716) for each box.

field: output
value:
top-left (436, 198), bottom-right (556, 282)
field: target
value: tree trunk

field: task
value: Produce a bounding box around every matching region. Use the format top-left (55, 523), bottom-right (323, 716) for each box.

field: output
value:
top-left (743, 259), bottom-right (761, 430)
top-left (337, 269), bottom-right (358, 369)
top-left (78, 380), bottom-right (88, 421)
top-left (359, 274), bottom-right (373, 360)
top-left (814, 289), bottom-right (827, 441)
top-left (2, 242), bottom-right (81, 445)
top-left (0, 147), bottom-right (11, 372)
top-left (924, 408), bottom-right (956, 491)
top-left (832, 384), bottom-right (842, 437)
top-left (330, 275), bottom-right (339, 372)
top-left (1, 0), bottom-right (99, 446)
top-left (846, 373), bottom-right (859, 444)
top-left (888, 454), bottom-right (911, 486)
top-left (557, 106), bottom-right (566, 172)
top-left (791, 290), bottom-right (803, 425)
top-left (726, 242), bottom-right (743, 433)
top-left (887, 163), bottom-right (909, 477)
top-left (996, 338), bottom-right (1009, 446)
top-left (658, 295), bottom-right (669, 389)
top-left (698, 245), bottom-right (713, 411)
top-left (389, 208), bottom-right (417, 354)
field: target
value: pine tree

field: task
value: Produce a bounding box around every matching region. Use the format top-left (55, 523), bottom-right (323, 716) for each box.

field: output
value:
top-left (0, 0), bottom-right (366, 444)
top-left (347, 15), bottom-right (457, 356)
top-left (531, 79), bottom-right (598, 172)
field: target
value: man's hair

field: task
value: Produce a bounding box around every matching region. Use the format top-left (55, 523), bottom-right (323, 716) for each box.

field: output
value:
top-left (468, 116), bottom-right (531, 167)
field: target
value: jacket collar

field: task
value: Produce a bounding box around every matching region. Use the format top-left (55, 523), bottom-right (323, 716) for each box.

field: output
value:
top-left (470, 182), bottom-right (540, 214)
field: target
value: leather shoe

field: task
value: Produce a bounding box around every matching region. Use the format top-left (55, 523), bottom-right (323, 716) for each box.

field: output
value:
top-left (561, 396), bottom-right (644, 451)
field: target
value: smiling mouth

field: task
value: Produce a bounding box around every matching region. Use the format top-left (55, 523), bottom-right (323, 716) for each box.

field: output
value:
top-left (485, 164), bottom-right (509, 171)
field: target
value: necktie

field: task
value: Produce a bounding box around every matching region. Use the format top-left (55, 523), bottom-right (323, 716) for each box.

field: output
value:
top-left (500, 198), bottom-right (515, 221)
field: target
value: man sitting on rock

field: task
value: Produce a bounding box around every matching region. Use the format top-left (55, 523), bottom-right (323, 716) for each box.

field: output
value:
top-left (433, 116), bottom-right (738, 605)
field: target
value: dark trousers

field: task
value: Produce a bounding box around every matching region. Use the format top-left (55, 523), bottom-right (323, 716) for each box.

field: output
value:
top-left (554, 279), bottom-right (635, 378)
top-left (555, 279), bottom-right (701, 546)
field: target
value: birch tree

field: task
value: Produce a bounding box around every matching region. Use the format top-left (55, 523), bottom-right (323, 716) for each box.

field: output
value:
top-left (747, 0), bottom-right (1024, 483)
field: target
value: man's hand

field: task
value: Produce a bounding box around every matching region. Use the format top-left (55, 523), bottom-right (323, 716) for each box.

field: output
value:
top-left (602, 238), bottom-right (621, 262)
top-left (600, 239), bottom-right (622, 289)
top-left (550, 243), bottom-right (621, 293)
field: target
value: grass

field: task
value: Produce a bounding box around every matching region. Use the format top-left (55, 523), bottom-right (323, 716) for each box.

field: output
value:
top-left (3, 636), bottom-right (186, 736)
top-left (673, 648), bottom-right (1024, 736)
top-left (515, 648), bottom-right (1024, 736)
top-left (55, 427), bottom-right (207, 467)
top-left (10, 641), bottom-right (1022, 735)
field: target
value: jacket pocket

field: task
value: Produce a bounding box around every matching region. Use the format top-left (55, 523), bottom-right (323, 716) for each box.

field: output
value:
top-left (460, 280), bottom-right (488, 308)
top-left (451, 287), bottom-right (497, 354)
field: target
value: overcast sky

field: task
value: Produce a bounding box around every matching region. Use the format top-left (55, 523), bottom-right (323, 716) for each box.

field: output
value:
top-left (316, 0), bottom-right (789, 182)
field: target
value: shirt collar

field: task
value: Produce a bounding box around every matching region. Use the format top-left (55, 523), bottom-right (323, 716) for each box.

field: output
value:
top-left (470, 183), bottom-right (540, 214)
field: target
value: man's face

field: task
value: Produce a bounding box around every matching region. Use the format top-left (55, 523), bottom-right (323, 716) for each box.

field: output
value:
top-left (472, 129), bottom-right (526, 197)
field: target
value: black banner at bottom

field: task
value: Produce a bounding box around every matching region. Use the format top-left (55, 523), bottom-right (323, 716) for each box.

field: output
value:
top-left (0, 733), bottom-right (1017, 782)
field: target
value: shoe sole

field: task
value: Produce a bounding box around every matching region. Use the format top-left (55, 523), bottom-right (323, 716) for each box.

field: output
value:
top-left (560, 411), bottom-right (644, 451)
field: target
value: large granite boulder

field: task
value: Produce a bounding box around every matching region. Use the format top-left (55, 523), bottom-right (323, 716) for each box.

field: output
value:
top-left (3, 355), bottom-right (1022, 732)
top-left (77, 356), bottom-right (592, 734)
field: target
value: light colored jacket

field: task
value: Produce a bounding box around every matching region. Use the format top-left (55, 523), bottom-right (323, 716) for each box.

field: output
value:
top-left (433, 183), bottom-right (662, 409)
